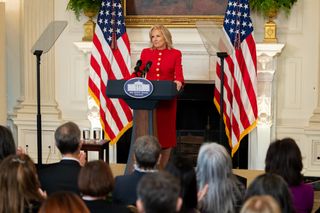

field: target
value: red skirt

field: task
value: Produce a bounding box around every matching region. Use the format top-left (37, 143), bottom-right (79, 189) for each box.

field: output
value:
top-left (155, 99), bottom-right (177, 148)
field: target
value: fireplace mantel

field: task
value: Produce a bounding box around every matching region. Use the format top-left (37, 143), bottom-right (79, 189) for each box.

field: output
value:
top-left (74, 42), bottom-right (285, 166)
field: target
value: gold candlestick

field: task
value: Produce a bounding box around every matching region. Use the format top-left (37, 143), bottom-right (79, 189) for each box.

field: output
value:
top-left (263, 9), bottom-right (278, 43)
top-left (82, 10), bottom-right (97, 41)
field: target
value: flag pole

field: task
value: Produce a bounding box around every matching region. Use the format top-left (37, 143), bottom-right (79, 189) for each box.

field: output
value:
top-left (217, 52), bottom-right (228, 147)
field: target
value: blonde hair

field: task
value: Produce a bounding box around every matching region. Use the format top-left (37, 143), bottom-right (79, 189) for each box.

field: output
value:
top-left (149, 25), bottom-right (173, 49)
top-left (240, 195), bottom-right (281, 213)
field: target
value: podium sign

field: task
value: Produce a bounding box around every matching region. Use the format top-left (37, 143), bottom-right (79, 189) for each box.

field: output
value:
top-left (124, 78), bottom-right (154, 99)
top-left (107, 79), bottom-right (178, 110)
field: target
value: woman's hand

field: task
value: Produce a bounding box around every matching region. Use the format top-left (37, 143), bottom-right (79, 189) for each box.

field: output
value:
top-left (39, 188), bottom-right (47, 199)
top-left (197, 184), bottom-right (208, 202)
top-left (16, 146), bottom-right (25, 155)
top-left (174, 80), bottom-right (182, 91)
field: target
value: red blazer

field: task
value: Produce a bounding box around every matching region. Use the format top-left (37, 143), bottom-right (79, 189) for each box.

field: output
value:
top-left (139, 48), bottom-right (184, 83)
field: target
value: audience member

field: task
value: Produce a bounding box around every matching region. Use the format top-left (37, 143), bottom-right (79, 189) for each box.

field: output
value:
top-left (78, 160), bottom-right (131, 213)
top-left (0, 125), bottom-right (16, 161)
top-left (265, 138), bottom-right (314, 213)
top-left (165, 155), bottom-right (198, 213)
top-left (38, 191), bottom-right (89, 213)
top-left (244, 173), bottom-right (295, 213)
top-left (113, 135), bottom-right (161, 205)
top-left (240, 195), bottom-right (281, 213)
top-left (196, 142), bottom-right (244, 213)
top-left (136, 171), bottom-right (182, 213)
top-left (38, 121), bottom-right (84, 195)
top-left (0, 154), bottom-right (45, 213)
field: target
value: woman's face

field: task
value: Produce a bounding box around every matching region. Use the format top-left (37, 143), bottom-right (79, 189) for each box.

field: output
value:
top-left (151, 29), bottom-right (166, 50)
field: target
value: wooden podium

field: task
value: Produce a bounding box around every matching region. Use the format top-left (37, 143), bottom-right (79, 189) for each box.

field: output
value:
top-left (107, 79), bottom-right (179, 173)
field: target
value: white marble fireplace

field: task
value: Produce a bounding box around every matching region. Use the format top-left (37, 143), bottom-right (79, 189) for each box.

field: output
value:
top-left (73, 40), bottom-right (285, 168)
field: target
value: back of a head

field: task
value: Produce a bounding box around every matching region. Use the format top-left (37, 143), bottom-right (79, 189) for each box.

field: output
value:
top-left (197, 143), bottom-right (232, 184)
top-left (78, 160), bottom-right (114, 197)
top-left (0, 154), bottom-right (43, 213)
top-left (39, 191), bottom-right (89, 213)
top-left (196, 142), bottom-right (240, 213)
top-left (265, 137), bottom-right (303, 186)
top-left (165, 156), bottom-right (197, 210)
top-left (134, 135), bottom-right (161, 169)
top-left (137, 171), bottom-right (181, 213)
top-left (0, 125), bottom-right (16, 161)
top-left (55, 121), bottom-right (81, 155)
top-left (245, 173), bottom-right (294, 213)
top-left (240, 195), bottom-right (281, 213)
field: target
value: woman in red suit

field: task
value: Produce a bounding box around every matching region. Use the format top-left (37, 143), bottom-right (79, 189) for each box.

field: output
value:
top-left (138, 25), bottom-right (184, 168)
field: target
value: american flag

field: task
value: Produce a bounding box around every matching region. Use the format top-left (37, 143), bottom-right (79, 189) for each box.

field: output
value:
top-left (214, 0), bottom-right (258, 155)
top-left (89, 0), bottom-right (133, 144)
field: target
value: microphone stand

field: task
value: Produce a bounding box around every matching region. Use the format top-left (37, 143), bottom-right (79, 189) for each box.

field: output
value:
top-left (141, 71), bottom-right (146, 78)
top-left (140, 68), bottom-right (152, 135)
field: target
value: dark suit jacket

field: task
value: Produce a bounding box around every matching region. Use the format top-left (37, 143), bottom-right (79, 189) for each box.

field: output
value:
top-left (113, 170), bottom-right (149, 205)
top-left (84, 199), bottom-right (131, 213)
top-left (38, 159), bottom-right (81, 195)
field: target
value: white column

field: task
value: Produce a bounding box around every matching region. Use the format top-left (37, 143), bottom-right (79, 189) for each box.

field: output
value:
top-left (14, 0), bottom-right (59, 117)
top-left (0, 2), bottom-right (6, 124)
top-left (248, 43), bottom-right (285, 169)
top-left (10, 0), bottom-right (61, 163)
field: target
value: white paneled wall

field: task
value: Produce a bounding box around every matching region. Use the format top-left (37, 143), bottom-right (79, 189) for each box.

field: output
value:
top-left (0, 2), bottom-right (6, 124)
top-left (276, 0), bottom-right (318, 126)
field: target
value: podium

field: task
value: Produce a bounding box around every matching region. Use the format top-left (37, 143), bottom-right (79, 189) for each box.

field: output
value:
top-left (107, 79), bottom-right (179, 173)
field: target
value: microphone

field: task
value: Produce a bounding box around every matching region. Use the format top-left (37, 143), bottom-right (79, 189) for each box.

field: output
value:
top-left (142, 61), bottom-right (152, 78)
top-left (144, 61), bottom-right (152, 73)
top-left (134, 59), bottom-right (142, 73)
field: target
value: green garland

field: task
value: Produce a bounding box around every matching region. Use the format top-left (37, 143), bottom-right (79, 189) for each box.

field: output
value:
top-left (67, 0), bottom-right (102, 21)
top-left (250, 0), bottom-right (298, 17)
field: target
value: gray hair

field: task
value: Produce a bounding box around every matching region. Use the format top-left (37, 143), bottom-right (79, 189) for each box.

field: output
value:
top-left (134, 135), bottom-right (161, 169)
top-left (196, 143), bottom-right (241, 213)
